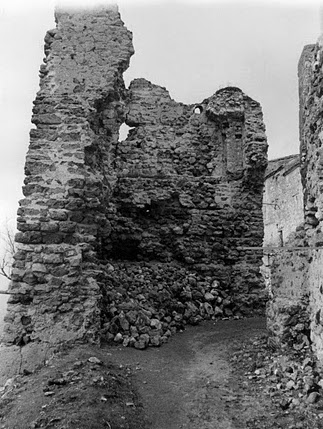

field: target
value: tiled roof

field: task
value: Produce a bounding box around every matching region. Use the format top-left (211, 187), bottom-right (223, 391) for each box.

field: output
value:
top-left (265, 154), bottom-right (300, 180)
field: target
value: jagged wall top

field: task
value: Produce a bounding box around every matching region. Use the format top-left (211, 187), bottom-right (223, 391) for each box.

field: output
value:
top-left (4, 6), bottom-right (135, 350)
top-left (37, 5), bottom-right (134, 102)
top-left (1, 4), bottom-right (267, 377)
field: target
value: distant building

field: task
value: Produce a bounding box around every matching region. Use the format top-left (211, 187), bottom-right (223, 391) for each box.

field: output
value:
top-left (263, 154), bottom-right (303, 246)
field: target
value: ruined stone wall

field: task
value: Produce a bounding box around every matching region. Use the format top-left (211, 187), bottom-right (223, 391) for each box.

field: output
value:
top-left (265, 46), bottom-right (315, 352)
top-left (299, 44), bottom-right (316, 158)
top-left (99, 81), bottom-right (268, 347)
top-left (265, 229), bottom-right (310, 349)
top-left (2, 6), bottom-right (134, 351)
top-left (1, 6), bottom-right (268, 363)
top-left (109, 80), bottom-right (267, 293)
top-left (263, 155), bottom-right (303, 247)
top-left (266, 42), bottom-right (323, 361)
top-left (262, 155), bottom-right (305, 345)
top-left (298, 41), bottom-right (323, 361)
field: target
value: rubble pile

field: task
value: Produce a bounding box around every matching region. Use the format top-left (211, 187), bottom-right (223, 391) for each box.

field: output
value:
top-left (232, 335), bottom-right (323, 428)
top-left (100, 262), bottom-right (264, 349)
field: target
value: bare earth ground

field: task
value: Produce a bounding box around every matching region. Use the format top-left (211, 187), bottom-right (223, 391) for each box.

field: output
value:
top-left (1, 317), bottom-right (323, 428)
top-left (108, 317), bottom-right (267, 429)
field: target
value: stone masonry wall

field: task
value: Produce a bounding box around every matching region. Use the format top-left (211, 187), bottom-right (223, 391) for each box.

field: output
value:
top-left (265, 228), bottom-right (311, 350)
top-left (265, 46), bottom-right (316, 353)
top-left (262, 155), bottom-right (306, 348)
top-left (263, 155), bottom-right (303, 247)
top-left (2, 6), bottom-right (134, 351)
top-left (99, 82), bottom-right (268, 348)
top-left (1, 5), bottom-right (268, 365)
top-left (267, 41), bottom-right (323, 362)
top-left (298, 41), bottom-right (323, 361)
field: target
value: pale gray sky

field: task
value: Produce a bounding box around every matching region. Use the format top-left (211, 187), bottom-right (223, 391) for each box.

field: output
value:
top-left (0, 0), bottom-right (321, 290)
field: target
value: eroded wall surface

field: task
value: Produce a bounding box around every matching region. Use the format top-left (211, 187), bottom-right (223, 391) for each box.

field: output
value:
top-left (267, 42), bottom-right (323, 361)
top-left (298, 41), bottom-right (323, 361)
top-left (262, 155), bottom-right (307, 348)
top-left (265, 231), bottom-right (310, 349)
top-left (2, 6), bottom-right (134, 354)
top-left (263, 155), bottom-right (303, 247)
top-left (0, 6), bottom-right (268, 369)
top-left (101, 81), bottom-right (268, 347)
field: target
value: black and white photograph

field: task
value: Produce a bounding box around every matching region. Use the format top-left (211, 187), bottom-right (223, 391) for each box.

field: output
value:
top-left (0, 0), bottom-right (322, 427)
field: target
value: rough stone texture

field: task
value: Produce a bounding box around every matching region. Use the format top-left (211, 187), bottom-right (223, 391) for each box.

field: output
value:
top-left (263, 154), bottom-right (303, 247)
top-left (2, 6), bottom-right (134, 350)
top-left (265, 46), bottom-right (316, 352)
top-left (265, 228), bottom-right (310, 349)
top-left (1, 5), bottom-right (268, 368)
top-left (266, 41), bottom-right (323, 362)
top-left (299, 44), bottom-right (316, 157)
top-left (101, 81), bottom-right (268, 340)
top-left (298, 40), bottom-right (323, 361)
top-left (262, 155), bottom-right (305, 342)
top-left (97, 81), bottom-right (268, 347)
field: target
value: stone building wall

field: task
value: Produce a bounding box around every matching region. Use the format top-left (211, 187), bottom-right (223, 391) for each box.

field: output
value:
top-left (0, 5), bottom-right (268, 370)
top-left (109, 80), bottom-right (267, 294)
top-left (262, 154), bottom-right (305, 344)
top-left (298, 41), bottom-right (323, 361)
top-left (2, 6), bottom-right (134, 351)
top-left (265, 228), bottom-right (310, 349)
top-left (263, 155), bottom-right (303, 247)
top-left (265, 46), bottom-right (315, 352)
top-left (266, 42), bottom-right (323, 362)
top-left (100, 81), bottom-right (268, 347)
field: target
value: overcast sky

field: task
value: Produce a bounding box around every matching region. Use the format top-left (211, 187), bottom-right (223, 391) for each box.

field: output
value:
top-left (0, 0), bottom-right (321, 289)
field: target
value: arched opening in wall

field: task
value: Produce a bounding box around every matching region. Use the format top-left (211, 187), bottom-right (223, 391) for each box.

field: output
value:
top-left (194, 106), bottom-right (203, 114)
top-left (119, 123), bottom-right (135, 142)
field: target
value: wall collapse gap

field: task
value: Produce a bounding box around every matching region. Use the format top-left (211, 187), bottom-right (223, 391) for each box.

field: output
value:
top-left (119, 123), bottom-right (135, 142)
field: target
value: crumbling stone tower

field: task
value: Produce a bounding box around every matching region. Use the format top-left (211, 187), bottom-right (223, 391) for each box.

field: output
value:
top-left (0, 5), bottom-right (267, 373)
top-left (2, 6), bottom-right (134, 366)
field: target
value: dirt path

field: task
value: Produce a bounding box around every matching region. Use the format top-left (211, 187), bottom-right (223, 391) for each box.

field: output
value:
top-left (108, 317), bottom-right (267, 429)
top-left (1, 316), bottom-right (323, 428)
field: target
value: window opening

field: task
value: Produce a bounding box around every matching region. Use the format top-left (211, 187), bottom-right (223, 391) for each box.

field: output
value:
top-left (194, 106), bottom-right (203, 114)
top-left (119, 123), bottom-right (135, 142)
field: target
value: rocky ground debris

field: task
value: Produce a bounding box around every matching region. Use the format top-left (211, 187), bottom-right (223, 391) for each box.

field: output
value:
top-left (1, 320), bottom-right (323, 428)
top-left (231, 334), bottom-right (323, 428)
top-left (0, 346), bottom-right (148, 429)
top-left (101, 261), bottom-right (265, 349)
